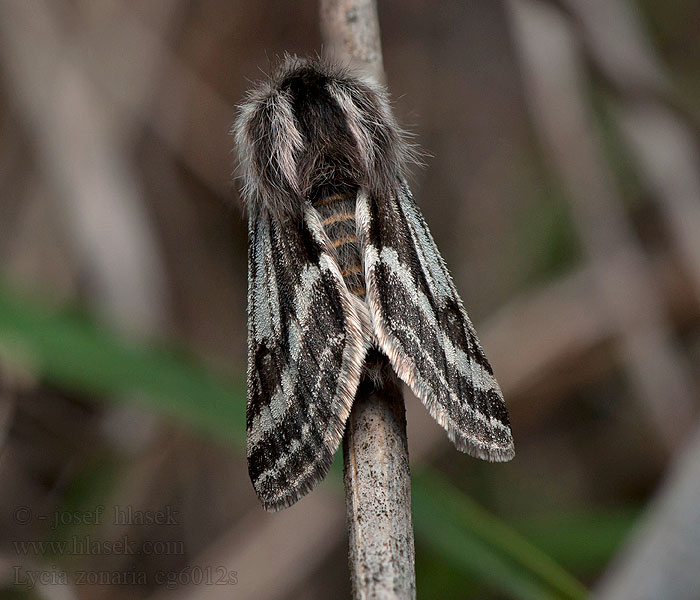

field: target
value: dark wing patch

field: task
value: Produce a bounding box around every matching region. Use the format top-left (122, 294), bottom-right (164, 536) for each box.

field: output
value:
top-left (359, 183), bottom-right (514, 461)
top-left (247, 209), bottom-right (367, 510)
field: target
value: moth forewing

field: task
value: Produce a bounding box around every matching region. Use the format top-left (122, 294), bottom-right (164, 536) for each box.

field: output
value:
top-left (360, 184), bottom-right (514, 462)
top-left (245, 209), bottom-right (367, 511)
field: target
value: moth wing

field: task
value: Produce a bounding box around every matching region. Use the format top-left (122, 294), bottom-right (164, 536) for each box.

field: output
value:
top-left (359, 182), bottom-right (514, 461)
top-left (247, 208), bottom-right (367, 510)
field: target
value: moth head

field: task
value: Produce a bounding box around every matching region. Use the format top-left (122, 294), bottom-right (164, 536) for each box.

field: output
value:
top-left (234, 55), bottom-right (412, 220)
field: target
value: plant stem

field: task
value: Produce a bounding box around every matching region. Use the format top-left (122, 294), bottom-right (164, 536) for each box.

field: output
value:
top-left (319, 1), bottom-right (417, 597)
top-left (343, 374), bottom-right (416, 599)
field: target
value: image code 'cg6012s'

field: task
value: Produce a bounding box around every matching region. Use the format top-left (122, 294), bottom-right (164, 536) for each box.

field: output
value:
top-left (234, 56), bottom-right (514, 511)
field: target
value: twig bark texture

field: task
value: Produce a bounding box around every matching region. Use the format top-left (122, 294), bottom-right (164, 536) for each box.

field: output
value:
top-left (319, 1), bottom-right (417, 598)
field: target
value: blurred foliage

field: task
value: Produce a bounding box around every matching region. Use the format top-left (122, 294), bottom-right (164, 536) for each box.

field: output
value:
top-left (3, 1), bottom-right (700, 597)
top-left (413, 470), bottom-right (588, 600)
top-left (515, 163), bottom-right (581, 287)
top-left (0, 278), bottom-right (645, 598)
top-left (516, 506), bottom-right (639, 577)
top-left (639, 0), bottom-right (700, 104)
top-left (0, 279), bottom-right (246, 446)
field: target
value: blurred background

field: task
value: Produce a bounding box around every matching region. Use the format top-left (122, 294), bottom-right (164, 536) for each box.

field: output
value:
top-left (1, 0), bottom-right (700, 598)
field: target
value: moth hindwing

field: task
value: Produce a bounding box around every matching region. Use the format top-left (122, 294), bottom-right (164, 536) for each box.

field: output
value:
top-left (235, 56), bottom-right (514, 511)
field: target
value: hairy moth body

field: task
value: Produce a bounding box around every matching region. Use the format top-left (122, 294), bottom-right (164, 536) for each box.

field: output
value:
top-left (235, 56), bottom-right (514, 511)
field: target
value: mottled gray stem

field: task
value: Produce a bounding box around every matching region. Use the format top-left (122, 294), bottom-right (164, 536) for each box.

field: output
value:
top-left (343, 375), bottom-right (416, 599)
top-left (319, 0), bottom-right (385, 81)
top-left (319, 1), bottom-right (417, 598)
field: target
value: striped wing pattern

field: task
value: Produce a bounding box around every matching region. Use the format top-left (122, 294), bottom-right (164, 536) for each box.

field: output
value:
top-left (247, 208), bottom-right (367, 510)
top-left (359, 183), bottom-right (514, 461)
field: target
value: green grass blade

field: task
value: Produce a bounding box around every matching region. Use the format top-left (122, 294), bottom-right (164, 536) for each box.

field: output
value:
top-left (413, 469), bottom-right (589, 600)
top-left (516, 507), bottom-right (637, 575)
top-left (0, 280), bottom-right (245, 444)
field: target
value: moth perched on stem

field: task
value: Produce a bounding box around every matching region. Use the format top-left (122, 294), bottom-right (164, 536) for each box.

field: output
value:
top-left (235, 56), bottom-right (514, 511)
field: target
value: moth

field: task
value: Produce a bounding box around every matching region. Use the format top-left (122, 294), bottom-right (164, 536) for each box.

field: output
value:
top-left (235, 56), bottom-right (514, 511)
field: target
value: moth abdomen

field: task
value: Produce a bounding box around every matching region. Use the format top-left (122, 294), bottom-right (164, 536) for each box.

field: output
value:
top-left (313, 186), bottom-right (365, 298)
